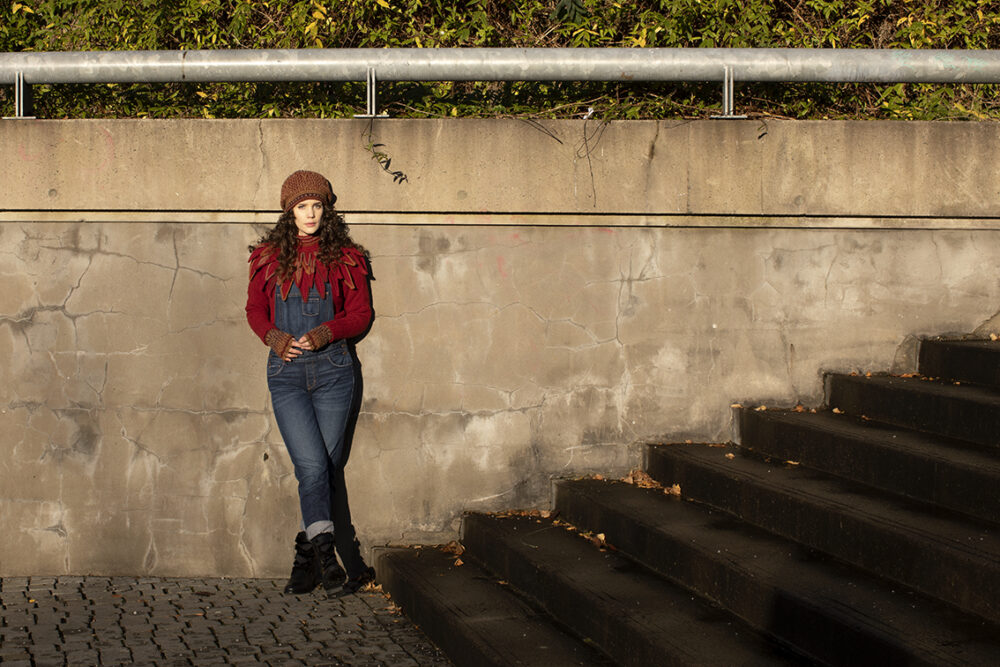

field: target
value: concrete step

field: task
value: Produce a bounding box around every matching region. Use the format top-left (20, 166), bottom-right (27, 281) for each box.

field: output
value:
top-left (375, 546), bottom-right (609, 667)
top-left (919, 338), bottom-right (1000, 388)
top-left (737, 407), bottom-right (1000, 525)
top-left (461, 513), bottom-right (806, 667)
top-left (826, 373), bottom-right (1000, 448)
top-left (554, 478), bottom-right (1000, 666)
top-left (647, 443), bottom-right (1000, 625)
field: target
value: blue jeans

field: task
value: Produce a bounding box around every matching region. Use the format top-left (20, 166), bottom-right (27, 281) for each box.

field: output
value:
top-left (267, 284), bottom-right (355, 536)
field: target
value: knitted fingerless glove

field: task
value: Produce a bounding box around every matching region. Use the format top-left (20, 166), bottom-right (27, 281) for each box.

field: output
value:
top-left (265, 328), bottom-right (295, 359)
top-left (302, 324), bottom-right (333, 351)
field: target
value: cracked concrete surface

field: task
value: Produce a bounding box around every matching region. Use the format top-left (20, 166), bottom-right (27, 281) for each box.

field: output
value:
top-left (4, 221), bottom-right (1000, 577)
top-left (4, 216), bottom-right (1000, 577)
top-left (4, 119), bottom-right (1000, 577)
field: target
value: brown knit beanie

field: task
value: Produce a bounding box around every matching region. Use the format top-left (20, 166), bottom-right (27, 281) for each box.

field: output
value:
top-left (280, 170), bottom-right (335, 212)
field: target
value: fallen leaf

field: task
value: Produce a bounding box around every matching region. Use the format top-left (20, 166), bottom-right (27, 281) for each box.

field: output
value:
top-left (453, 558), bottom-right (464, 567)
top-left (725, 453), bottom-right (735, 460)
top-left (441, 541), bottom-right (464, 556)
top-left (794, 404), bottom-right (805, 412)
top-left (621, 469), bottom-right (663, 490)
top-left (667, 484), bottom-right (681, 496)
top-left (786, 460), bottom-right (800, 466)
top-left (755, 405), bottom-right (767, 411)
top-left (992, 333), bottom-right (998, 341)
top-left (832, 407), bottom-right (843, 414)
top-left (731, 403), bottom-right (743, 408)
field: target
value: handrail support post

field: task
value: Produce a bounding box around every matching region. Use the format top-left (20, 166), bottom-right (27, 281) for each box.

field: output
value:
top-left (711, 66), bottom-right (746, 120)
top-left (4, 71), bottom-right (35, 119)
top-left (353, 67), bottom-right (389, 119)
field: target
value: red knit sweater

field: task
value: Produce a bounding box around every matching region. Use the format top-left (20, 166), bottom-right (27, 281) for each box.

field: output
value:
top-left (245, 236), bottom-right (373, 346)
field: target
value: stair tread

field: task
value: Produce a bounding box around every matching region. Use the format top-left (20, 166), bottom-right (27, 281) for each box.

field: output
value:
top-left (738, 408), bottom-right (1000, 523)
top-left (648, 443), bottom-right (1000, 623)
top-left (919, 339), bottom-right (1000, 385)
top-left (376, 547), bottom-right (608, 667)
top-left (556, 478), bottom-right (1000, 665)
top-left (922, 339), bottom-right (1000, 356)
top-left (742, 408), bottom-right (1000, 473)
top-left (827, 373), bottom-right (1000, 447)
top-left (830, 373), bottom-right (1000, 406)
top-left (463, 513), bottom-right (804, 666)
top-left (652, 443), bottom-right (1000, 559)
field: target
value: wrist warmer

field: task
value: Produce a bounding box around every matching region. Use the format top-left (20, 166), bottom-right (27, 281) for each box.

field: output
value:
top-left (265, 328), bottom-right (294, 359)
top-left (303, 324), bottom-right (333, 351)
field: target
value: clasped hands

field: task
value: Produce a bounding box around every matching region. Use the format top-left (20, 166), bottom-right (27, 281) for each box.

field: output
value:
top-left (266, 325), bottom-right (333, 362)
top-left (281, 334), bottom-right (316, 361)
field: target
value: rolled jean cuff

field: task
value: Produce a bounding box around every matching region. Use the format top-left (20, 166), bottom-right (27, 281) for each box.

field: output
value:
top-left (305, 520), bottom-right (335, 541)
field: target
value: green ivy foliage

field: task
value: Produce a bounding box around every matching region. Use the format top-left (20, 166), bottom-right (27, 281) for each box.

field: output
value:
top-left (2, 0), bottom-right (999, 119)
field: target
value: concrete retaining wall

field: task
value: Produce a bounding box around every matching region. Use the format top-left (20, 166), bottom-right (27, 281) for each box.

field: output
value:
top-left (2, 119), bottom-right (998, 576)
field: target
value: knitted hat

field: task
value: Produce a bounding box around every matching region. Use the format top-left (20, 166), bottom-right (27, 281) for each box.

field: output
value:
top-left (280, 170), bottom-right (335, 212)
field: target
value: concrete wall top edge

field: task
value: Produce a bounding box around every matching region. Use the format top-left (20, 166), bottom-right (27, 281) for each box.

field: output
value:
top-left (3, 118), bottom-right (998, 217)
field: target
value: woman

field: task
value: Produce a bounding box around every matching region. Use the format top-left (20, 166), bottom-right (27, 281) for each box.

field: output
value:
top-left (246, 169), bottom-right (375, 595)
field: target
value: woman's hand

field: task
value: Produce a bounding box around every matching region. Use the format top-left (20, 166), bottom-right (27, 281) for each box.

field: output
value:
top-left (266, 329), bottom-right (303, 362)
top-left (264, 328), bottom-right (326, 361)
top-left (283, 338), bottom-right (308, 361)
top-left (294, 335), bottom-right (313, 354)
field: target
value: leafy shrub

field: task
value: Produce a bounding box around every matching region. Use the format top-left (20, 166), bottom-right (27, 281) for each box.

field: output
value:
top-left (2, 0), bottom-right (998, 119)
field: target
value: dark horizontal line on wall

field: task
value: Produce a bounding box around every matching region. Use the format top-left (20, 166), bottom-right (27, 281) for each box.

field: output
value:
top-left (2, 209), bottom-right (999, 232)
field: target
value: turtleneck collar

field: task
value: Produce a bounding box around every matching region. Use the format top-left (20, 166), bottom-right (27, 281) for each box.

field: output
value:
top-left (297, 234), bottom-right (320, 250)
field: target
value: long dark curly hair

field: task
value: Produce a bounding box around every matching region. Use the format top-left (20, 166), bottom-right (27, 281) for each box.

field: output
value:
top-left (249, 206), bottom-right (368, 282)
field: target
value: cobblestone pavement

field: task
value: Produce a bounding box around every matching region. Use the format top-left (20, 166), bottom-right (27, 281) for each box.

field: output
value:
top-left (0, 576), bottom-right (453, 666)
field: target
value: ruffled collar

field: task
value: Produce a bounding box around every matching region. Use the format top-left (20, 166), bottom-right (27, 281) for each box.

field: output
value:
top-left (248, 239), bottom-right (367, 301)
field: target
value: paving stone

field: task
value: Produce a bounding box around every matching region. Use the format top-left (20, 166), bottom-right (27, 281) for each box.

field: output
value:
top-left (163, 659), bottom-right (193, 667)
top-left (99, 647), bottom-right (134, 663)
top-left (33, 657), bottom-right (64, 667)
top-left (0, 647), bottom-right (32, 661)
top-left (64, 649), bottom-right (101, 664)
top-left (0, 575), bottom-right (450, 666)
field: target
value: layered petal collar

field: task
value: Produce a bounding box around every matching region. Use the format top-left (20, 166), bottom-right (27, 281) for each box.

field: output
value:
top-left (249, 237), bottom-right (367, 301)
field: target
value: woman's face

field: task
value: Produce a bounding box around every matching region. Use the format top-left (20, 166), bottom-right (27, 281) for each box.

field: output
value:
top-left (292, 199), bottom-right (324, 236)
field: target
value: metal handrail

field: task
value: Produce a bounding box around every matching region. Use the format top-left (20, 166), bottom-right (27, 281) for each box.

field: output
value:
top-left (4, 47), bottom-right (1000, 118)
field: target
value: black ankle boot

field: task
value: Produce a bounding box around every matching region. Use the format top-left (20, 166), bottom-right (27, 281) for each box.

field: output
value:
top-left (339, 565), bottom-right (375, 596)
top-left (284, 531), bottom-right (320, 595)
top-left (310, 532), bottom-right (347, 590)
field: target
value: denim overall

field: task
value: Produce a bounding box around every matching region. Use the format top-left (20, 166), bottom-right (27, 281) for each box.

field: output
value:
top-left (267, 283), bottom-right (355, 536)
